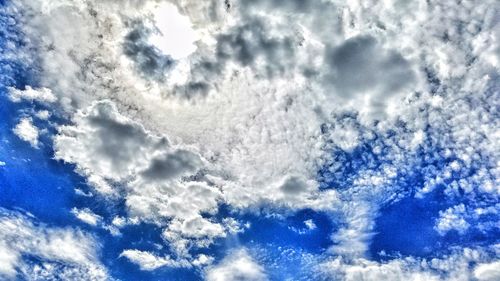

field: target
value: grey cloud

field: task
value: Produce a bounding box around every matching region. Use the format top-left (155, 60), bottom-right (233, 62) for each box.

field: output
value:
top-left (141, 150), bottom-right (202, 182)
top-left (280, 176), bottom-right (308, 196)
top-left (239, 0), bottom-right (329, 14)
top-left (324, 35), bottom-right (416, 100)
top-left (215, 19), bottom-right (296, 77)
top-left (174, 17), bottom-right (298, 97)
top-left (85, 102), bottom-right (160, 176)
top-left (54, 101), bottom-right (169, 182)
top-left (237, 0), bottom-right (343, 44)
top-left (123, 25), bottom-right (174, 81)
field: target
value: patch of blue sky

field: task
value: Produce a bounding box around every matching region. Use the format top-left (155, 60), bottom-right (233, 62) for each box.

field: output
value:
top-left (0, 8), bottom-right (78, 227)
top-left (187, 205), bottom-right (336, 280)
top-left (318, 87), bottom-right (499, 261)
top-left (104, 222), bottom-right (202, 281)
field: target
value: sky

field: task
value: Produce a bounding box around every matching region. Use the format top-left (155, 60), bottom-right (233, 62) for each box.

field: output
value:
top-left (0, 0), bottom-right (499, 280)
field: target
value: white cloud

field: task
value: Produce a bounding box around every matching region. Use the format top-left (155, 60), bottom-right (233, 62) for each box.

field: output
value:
top-left (13, 117), bottom-right (40, 148)
top-left (205, 249), bottom-right (268, 281)
top-left (120, 250), bottom-right (190, 271)
top-left (54, 100), bottom-right (172, 183)
top-left (304, 219), bottom-right (316, 230)
top-left (0, 208), bottom-right (108, 280)
top-left (54, 100), bottom-right (226, 259)
top-left (35, 110), bottom-right (51, 120)
top-left (474, 261), bottom-right (500, 281)
top-left (319, 247), bottom-right (496, 281)
top-left (0, 161), bottom-right (5, 166)
top-left (71, 208), bottom-right (102, 226)
top-left (147, 2), bottom-right (199, 60)
top-left (52, 99), bottom-right (343, 262)
top-left (435, 204), bottom-right (470, 236)
top-left (6, 0), bottom-right (500, 274)
top-left (8, 86), bottom-right (56, 103)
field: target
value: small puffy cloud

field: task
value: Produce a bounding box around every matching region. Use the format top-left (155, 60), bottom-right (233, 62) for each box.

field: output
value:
top-left (205, 249), bottom-right (268, 281)
top-left (120, 249), bottom-right (190, 271)
top-left (320, 258), bottom-right (439, 281)
top-left (304, 219), bottom-right (316, 230)
top-left (8, 86), bottom-right (56, 103)
top-left (13, 117), bottom-right (40, 148)
top-left (0, 208), bottom-right (108, 280)
top-left (35, 110), bottom-right (51, 120)
top-left (0, 161), bottom-right (5, 166)
top-left (435, 204), bottom-right (470, 236)
top-left (71, 208), bottom-right (102, 226)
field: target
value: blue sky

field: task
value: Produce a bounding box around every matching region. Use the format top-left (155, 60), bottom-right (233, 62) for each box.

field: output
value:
top-left (1, 0), bottom-right (499, 280)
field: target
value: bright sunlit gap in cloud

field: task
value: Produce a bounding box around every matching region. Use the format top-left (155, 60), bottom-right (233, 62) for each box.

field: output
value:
top-left (148, 2), bottom-right (198, 60)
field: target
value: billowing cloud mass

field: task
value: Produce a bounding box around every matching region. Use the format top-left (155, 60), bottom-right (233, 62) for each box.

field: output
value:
top-left (0, 0), bottom-right (499, 280)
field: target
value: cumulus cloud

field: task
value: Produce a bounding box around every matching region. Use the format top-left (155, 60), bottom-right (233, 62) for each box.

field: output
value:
top-left (35, 110), bottom-right (51, 120)
top-left (5, 0), bottom-right (500, 277)
top-left (123, 23), bottom-right (175, 81)
top-left (8, 86), bottom-right (57, 103)
top-left (205, 249), bottom-right (268, 281)
top-left (322, 35), bottom-right (417, 119)
top-left (474, 261), bottom-right (500, 281)
top-left (54, 100), bottom-right (178, 184)
top-left (0, 208), bottom-right (108, 280)
top-left (120, 250), bottom-right (190, 270)
top-left (435, 204), bottom-right (470, 236)
top-left (53, 100), bottom-right (227, 260)
top-left (71, 208), bottom-right (103, 226)
top-left (13, 117), bottom-right (40, 148)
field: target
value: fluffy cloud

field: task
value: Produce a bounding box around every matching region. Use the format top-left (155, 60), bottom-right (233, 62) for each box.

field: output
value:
top-left (205, 249), bottom-right (268, 281)
top-left (435, 204), bottom-right (470, 236)
top-left (5, 0), bottom-right (499, 277)
top-left (474, 261), bottom-right (500, 281)
top-left (71, 208), bottom-right (103, 226)
top-left (54, 100), bottom-right (174, 184)
top-left (13, 117), bottom-right (40, 148)
top-left (53, 100), bottom-right (226, 261)
top-left (119, 250), bottom-right (190, 270)
top-left (0, 208), bottom-right (108, 280)
top-left (319, 247), bottom-right (498, 281)
top-left (8, 86), bottom-right (56, 103)
top-left (322, 35), bottom-right (417, 119)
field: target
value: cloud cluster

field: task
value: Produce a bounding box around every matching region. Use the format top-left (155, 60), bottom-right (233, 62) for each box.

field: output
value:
top-left (8, 86), bottom-right (56, 104)
top-left (3, 0), bottom-right (499, 278)
top-left (0, 208), bottom-right (108, 280)
top-left (53, 100), bottom-right (226, 260)
top-left (13, 117), bottom-right (40, 148)
top-left (319, 246), bottom-right (500, 281)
